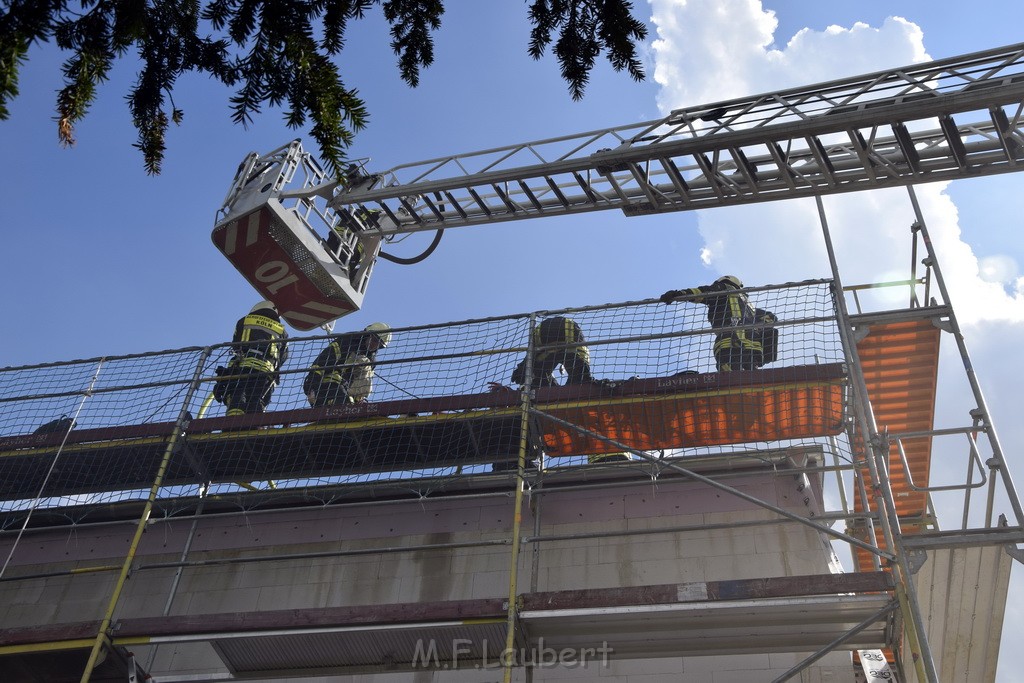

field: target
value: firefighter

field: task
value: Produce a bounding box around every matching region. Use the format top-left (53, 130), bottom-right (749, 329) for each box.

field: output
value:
top-left (215, 301), bottom-right (289, 416)
top-left (660, 275), bottom-right (765, 372)
top-left (484, 316), bottom-right (594, 473)
top-left (511, 316), bottom-right (594, 388)
top-left (304, 322), bottom-right (392, 407)
top-left (327, 207), bottom-right (381, 282)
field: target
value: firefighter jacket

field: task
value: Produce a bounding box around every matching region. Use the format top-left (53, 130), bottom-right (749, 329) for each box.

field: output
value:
top-left (229, 308), bottom-right (289, 376)
top-left (512, 316), bottom-right (593, 388)
top-left (304, 334), bottom-right (378, 403)
top-left (684, 282), bottom-right (763, 354)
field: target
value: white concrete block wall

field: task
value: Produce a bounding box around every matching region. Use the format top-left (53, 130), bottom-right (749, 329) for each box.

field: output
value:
top-left (531, 470), bottom-right (834, 592)
top-left (0, 465), bottom-right (852, 682)
top-left (0, 562), bottom-right (121, 627)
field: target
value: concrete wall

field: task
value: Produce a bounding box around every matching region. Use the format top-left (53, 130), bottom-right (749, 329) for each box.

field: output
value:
top-left (0, 464), bottom-right (853, 681)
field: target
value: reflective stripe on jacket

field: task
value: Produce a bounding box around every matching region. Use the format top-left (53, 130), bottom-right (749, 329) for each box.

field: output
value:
top-left (230, 313), bottom-right (288, 375)
top-left (304, 334), bottom-right (377, 401)
top-left (686, 284), bottom-right (763, 354)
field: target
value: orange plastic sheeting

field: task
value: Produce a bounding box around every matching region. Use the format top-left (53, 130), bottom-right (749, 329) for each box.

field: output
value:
top-left (854, 526), bottom-right (892, 574)
top-left (539, 379), bottom-right (847, 456)
top-left (853, 318), bottom-right (941, 536)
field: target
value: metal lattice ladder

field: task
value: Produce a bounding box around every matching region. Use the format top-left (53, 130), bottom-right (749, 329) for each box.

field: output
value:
top-left (326, 43), bottom-right (1024, 234)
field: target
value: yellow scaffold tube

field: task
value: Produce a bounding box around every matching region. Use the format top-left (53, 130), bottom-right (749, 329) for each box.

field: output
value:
top-left (78, 351), bottom-right (211, 682)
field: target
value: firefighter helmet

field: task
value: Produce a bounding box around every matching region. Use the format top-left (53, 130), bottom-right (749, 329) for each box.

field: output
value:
top-left (250, 300), bottom-right (277, 314)
top-left (715, 275), bottom-right (743, 289)
top-left (364, 322), bottom-right (392, 348)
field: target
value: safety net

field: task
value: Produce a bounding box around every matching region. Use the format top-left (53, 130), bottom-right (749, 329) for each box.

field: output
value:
top-left (0, 279), bottom-right (849, 524)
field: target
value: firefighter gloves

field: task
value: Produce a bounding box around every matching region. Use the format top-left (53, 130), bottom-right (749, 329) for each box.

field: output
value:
top-left (660, 290), bottom-right (683, 304)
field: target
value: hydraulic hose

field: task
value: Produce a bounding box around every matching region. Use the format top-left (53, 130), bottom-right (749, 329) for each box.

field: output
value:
top-left (378, 229), bottom-right (444, 265)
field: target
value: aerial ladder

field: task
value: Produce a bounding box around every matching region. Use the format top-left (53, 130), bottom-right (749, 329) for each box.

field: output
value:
top-left (212, 41), bottom-right (1024, 330)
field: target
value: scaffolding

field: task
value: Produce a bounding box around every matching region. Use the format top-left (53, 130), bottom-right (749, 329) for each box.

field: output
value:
top-left (0, 186), bottom-right (1020, 682)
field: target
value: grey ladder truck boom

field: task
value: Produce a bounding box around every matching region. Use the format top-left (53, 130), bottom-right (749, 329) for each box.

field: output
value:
top-left (212, 41), bottom-right (1024, 330)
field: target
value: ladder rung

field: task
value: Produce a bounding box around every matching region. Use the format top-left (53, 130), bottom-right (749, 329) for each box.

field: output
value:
top-left (467, 188), bottom-right (492, 216)
top-left (661, 157), bottom-right (693, 203)
top-left (492, 184), bottom-right (517, 213)
top-left (695, 153), bottom-right (725, 199)
top-left (939, 114), bottom-right (969, 168)
top-left (445, 191), bottom-right (468, 219)
top-left (398, 197), bottom-right (423, 223)
top-left (849, 129), bottom-right (878, 182)
top-left (420, 194), bottom-right (445, 221)
top-left (625, 161), bottom-right (662, 207)
top-left (989, 106), bottom-right (1024, 161)
top-left (518, 180), bottom-right (544, 212)
top-left (545, 177), bottom-right (570, 208)
top-left (892, 122), bottom-right (922, 174)
top-left (766, 142), bottom-right (798, 189)
top-left (808, 137), bottom-right (837, 186)
top-left (572, 172), bottom-right (602, 205)
top-left (731, 147), bottom-right (760, 188)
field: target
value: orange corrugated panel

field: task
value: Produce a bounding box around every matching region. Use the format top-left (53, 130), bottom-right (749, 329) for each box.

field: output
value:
top-left (853, 318), bottom-right (941, 571)
top-left (540, 379), bottom-right (847, 456)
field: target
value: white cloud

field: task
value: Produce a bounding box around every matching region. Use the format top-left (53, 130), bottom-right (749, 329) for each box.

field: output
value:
top-left (649, 0), bottom-right (1024, 325)
top-left (651, 0), bottom-right (780, 110)
top-left (648, 0), bottom-right (1024, 679)
top-left (651, 1), bottom-right (926, 109)
top-left (978, 255), bottom-right (1019, 283)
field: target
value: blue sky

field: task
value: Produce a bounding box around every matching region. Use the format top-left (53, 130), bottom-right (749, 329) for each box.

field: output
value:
top-left (2, 0), bottom-right (1023, 679)
top-left (4, 1), bottom-right (1023, 360)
